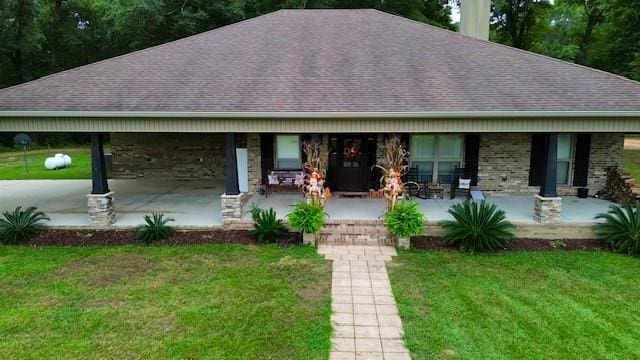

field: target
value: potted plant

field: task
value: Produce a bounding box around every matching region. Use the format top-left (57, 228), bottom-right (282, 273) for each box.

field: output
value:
top-left (287, 201), bottom-right (326, 246)
top-left (384, 201), bottom-right (425, 249)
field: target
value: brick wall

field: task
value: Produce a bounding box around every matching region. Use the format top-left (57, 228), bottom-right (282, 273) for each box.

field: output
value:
top-left (247, 133), bottom-right (261, 193)
top-left (111, 132), bottom-right (623, 197)
top-left (477, 133), bottom-right (623, 196)
top-left (586, 133), bottom-right (624, 192)
top-left (111, 133), bottom-right (226, 180)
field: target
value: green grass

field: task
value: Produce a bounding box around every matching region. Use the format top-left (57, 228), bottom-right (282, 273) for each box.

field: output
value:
top-left (388, 251), bottom-right (640, 359)
top-left (0, 147), bottom-right (92, 179)
top-left (623, 148), bottom-right (640, 182)
top-left (0, 245), bottom-right (331, 359)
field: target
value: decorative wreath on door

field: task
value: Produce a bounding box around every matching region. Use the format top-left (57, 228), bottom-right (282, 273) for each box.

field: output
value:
top-left (344, 140), bottom-right (361, 160)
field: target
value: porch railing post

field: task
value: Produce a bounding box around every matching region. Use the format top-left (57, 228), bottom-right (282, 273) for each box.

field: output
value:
top-left (88, 133), bottom-right (115, 226)
top-left (539, 133), bottom-right (558, 198)
top-left (534, 133), bottom-right (561, 224)
top-left (91, 133), bottom-right (109, 194)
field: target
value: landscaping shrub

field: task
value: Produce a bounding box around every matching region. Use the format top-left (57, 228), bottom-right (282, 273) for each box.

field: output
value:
top-left (136, 213), bottom-right (175, 245)
top-left (595, 203), bottom-right (640, 254)
top-left (287, 201), bottom-right (325, 234)
top-left (384, 201), bottom-right (425, 238)
top-left (442, 201), bottom-right (515, 253)
top-left (0, 206), bottom-right (50, 244)
top-left (250, 206), bottom-right (286, 244)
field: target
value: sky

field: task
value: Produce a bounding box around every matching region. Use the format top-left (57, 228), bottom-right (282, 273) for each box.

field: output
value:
top-left (451, 5), bottom-right (461, 23)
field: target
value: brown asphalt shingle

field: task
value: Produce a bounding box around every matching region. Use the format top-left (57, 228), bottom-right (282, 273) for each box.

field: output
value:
top-left (1, 9), bottom-right (640, 112)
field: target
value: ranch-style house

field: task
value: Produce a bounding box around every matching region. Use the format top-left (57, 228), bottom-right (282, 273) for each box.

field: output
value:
top-left (1, 6), bottom-right (640, 231)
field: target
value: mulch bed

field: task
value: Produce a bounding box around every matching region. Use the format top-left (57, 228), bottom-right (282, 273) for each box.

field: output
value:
top-left (28, 229), bottom-right (301, 247)
top-left (25, 230), bottom-right (602, 251)
top-left (411, 236), bottom-right (607, 252)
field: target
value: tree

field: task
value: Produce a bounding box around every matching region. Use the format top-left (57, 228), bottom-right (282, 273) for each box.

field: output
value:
top-left (492, 0), bottom-right (552, 50)
top-left (531, 0), bottom-right (582, 62)
top-left (589, 0), bottom-right (640, 80)
top-left (566, 0), bottom-right (607, 64)
top-left (0, 0), bottom-right (43, 84)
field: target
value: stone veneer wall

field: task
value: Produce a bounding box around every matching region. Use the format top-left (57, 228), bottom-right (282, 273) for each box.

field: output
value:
top-left (111, 133), bottom-right (227, 180)
top-left (477, 133), bottom-right (623, 196)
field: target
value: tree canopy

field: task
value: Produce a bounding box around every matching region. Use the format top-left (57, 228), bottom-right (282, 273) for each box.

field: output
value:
top-left (0, 0), bottom-right (639, 89)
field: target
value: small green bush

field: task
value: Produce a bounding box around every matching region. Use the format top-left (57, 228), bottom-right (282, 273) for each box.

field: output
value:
top-left (595, 203), bottom-right (640, 254)
top-left (384, 201), bottom-right (425, 238)
top-left (250, 206), bottom-right (286, 244)
top-left (287, 202), bottom-right (325, 234)
top-left (442, 201), bottom-right (515, 253)
top-left (136, 213), bottom-right (175, 245)
top-left (0, 206), bottom-right (50, 244)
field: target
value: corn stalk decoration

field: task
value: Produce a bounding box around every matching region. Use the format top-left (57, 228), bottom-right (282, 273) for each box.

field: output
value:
top-left (302, 138), bottom-right (329, 207)
top-left (373, 135), bottom-right (415, 211)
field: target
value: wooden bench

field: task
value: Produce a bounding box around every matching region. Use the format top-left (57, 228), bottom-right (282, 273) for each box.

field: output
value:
top-left (266, 170), bottom-right (305, 197)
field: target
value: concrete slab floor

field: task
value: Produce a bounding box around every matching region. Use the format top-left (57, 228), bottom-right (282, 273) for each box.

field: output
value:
top-left (0, 180), bottom-right (615, 228)
top-left (0, 180), bottom-right (224, 228)
top-left (247, 193), bottom-right (614, 224)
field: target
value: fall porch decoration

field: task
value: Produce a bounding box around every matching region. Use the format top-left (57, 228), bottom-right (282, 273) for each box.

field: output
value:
top-left (302, 138), bottom-right (329, 208)
top-left (373, 135), bottom-right (416, 211)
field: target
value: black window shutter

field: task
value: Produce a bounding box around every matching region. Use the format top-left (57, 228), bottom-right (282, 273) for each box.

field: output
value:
top-left (529, 134), bottom-right (547, 186)
top-left (573, 134), bottom-right (591, 187)
top-left (464, 134), bottom-right (481, 186)
top-left (260, 134), bottom-right (274, 185)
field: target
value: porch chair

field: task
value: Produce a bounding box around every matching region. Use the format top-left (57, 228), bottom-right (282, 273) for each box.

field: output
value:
top-left (404, 167), bottom-right (421, 199)
top-left (450, 167), bottom-right (472, 199)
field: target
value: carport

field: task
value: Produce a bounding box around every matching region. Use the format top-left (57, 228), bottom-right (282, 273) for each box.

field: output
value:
top-left (0, 179), bottom-right (224, 228)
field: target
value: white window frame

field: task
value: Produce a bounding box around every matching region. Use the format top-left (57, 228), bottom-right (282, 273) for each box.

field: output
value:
top-left (557, 134), bottom-right (574, 185)
top-left (410, 134), bottom-right (464, 183)
top-left (274, 134), bottom-right (301, 169)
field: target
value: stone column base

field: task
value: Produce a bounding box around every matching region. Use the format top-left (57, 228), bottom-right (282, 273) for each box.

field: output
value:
top-left (87, 192), bottom-right (115, 226)
top-left (221, 193), bottom-right (250, 223)
top-left (533, 194), bottom-right (562, 224)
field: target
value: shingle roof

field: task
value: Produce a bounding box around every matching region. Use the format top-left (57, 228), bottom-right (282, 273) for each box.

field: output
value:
top-left (2, 9), bottom-right (640, 113)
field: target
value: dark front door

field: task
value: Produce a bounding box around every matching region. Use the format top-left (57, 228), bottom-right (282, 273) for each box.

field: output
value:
top-left (328, 135), bottom-right (376, 192)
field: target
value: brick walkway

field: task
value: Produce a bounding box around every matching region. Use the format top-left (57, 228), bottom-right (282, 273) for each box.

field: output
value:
top-left (318, 245), bottom-right (411, 360)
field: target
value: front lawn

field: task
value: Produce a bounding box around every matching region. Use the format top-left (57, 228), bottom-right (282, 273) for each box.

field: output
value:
top-left (0, 245), bottom-right (331, 359)
top-left (0, 147), bottom-right (92, 179)
top-left (623, 148), bottom-right (640, 182)
top-left (388, 251), bottom-right (640, 359)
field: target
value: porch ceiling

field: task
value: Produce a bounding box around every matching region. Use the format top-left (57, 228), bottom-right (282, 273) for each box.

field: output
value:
top-left (1, 113), bottom-right (640, 133)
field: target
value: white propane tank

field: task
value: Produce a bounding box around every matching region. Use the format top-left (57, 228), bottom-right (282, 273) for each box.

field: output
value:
top-left (62, 154), bottom-right (72, 166)
top-left (44, 153), bottom-right (72, 170)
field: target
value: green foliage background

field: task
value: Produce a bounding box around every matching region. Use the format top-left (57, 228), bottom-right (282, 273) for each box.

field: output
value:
top-left (0, 0), bottom-right (639, 89)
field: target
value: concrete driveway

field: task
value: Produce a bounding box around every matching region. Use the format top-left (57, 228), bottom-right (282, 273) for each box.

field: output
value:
top-left (0, 180), bottom-right (224, 228)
